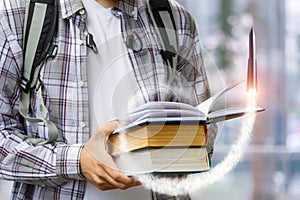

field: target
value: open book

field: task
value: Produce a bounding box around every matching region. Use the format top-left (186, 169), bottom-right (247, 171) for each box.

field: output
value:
top-left (113, 81), bottom-right (264, 134)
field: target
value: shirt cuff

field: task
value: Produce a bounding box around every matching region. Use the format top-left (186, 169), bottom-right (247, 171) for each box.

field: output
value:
top-left (56, 144), bottom-right (86, 180)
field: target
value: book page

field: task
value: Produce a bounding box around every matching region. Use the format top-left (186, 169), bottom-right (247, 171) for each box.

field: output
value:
top-left (208, 106), bottom-right (265, 123)
top-left (196, 81), bottom-right (243, 115)
top-left (127, 101), bottom-right (200, 114)
top-left (111, 102), bottom-right (206, 134)
top-left (115, 101), bottom-right (203, 125)
top-left (111, 81), bottom-right (264, 133)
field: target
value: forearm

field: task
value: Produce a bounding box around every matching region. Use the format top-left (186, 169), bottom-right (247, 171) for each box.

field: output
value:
top-left (0, 1), bottom-right (86, 187)
top-left (0, 128), bottom-right (85, 187)
top-left (0, 75), bottom-right (84, 186)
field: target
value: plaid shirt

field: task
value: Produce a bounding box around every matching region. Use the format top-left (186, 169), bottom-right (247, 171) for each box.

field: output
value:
top-left (0, 0), bottom-right (212, 199)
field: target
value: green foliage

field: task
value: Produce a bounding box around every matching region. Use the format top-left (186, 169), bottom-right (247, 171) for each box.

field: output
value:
top-left (217, 0), bottom-right (234, 70)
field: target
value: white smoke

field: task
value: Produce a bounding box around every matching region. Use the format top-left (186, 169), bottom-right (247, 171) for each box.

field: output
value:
top-left (135, 91), bottom-right (257, 196)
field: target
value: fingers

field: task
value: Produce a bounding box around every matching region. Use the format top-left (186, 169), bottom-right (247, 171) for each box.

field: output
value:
top-left (90, 159), bottom-right (140, 191)
top-left (87, 169), bottom-right (116, 191)
top-left (96, 166), bottom-right (138, 190)
top-left (80, 146), bottom-right (140, 191)
top-left (81, 121), bottom-right (140, 191)
top-left (101, 163), bottom-right (141, 189)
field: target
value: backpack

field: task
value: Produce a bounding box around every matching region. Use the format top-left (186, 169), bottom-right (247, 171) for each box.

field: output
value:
top-left (19, 0), bottom-right (179, 145)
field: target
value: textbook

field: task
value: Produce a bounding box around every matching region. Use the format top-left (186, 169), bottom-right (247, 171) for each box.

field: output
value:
top-left (108, 121), bottom-right (207, 155)
top-left (112, 147), bottom-right (210, 174)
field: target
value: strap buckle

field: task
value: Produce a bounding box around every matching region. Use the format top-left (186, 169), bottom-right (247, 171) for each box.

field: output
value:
top-left (86, 33), bottom-right (98, 54)
top-left (19, 76), bottom-right (31, 93)
top-left (160, 45), bottom-right (176, 65)
top-left (46, 44), bottom-right (58, 58)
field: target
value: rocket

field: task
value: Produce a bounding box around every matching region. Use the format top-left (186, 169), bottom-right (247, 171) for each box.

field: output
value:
top-left (246, 27), bottom-right (258, 92)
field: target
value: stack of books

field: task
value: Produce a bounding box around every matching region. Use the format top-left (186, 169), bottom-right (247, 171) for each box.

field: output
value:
top-left (108, 119), bottom-right (210, 175)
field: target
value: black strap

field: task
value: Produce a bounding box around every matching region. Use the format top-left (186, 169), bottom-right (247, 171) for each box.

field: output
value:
top-left (148, 0), bottom-right (177, 67)
top-left (31, 0), bottom-right (55, 4)
top-left (19, 0), bottom-right (59, 145)
top-left (21, 0), bottom-right (58, 92)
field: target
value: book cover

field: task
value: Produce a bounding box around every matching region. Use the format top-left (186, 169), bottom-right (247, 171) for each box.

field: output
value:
top-left (112, 147), bottom-right (210, 175)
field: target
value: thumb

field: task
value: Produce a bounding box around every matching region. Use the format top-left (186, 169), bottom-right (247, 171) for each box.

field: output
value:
top-left (85, 122), bottom-right (120, 171)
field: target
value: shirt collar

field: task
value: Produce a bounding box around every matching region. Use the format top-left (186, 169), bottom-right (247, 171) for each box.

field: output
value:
top-left (60, 0), bottom-right (138, 19)
top-left (115, 0), bottom-right (138, 19)
top-left (60, 0), bottom-right (84, 19)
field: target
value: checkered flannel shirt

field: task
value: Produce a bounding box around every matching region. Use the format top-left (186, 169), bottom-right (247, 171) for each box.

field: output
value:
top-left (0, 0), bottom-right (214, 199)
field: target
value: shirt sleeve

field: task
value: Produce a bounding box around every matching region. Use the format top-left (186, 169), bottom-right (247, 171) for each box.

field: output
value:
top-left (0, 4), bottom-right (85, 187)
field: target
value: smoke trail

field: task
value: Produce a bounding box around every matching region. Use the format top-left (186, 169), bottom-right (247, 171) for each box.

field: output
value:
top-left (135, 91), bottom-right (257, 196)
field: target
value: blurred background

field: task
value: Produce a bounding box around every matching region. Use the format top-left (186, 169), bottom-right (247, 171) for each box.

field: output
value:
top-left (177, 0), bottom-right (300, 199)
top-left (1, 0), bottom-right (299, 199)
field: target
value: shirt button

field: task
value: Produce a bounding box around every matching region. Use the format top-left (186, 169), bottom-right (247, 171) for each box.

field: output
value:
top-left (79, 9), bottom-right (86, 15)
top-left (76, 39), bottom-right (83, 45)
top-left (80, 122), bottom-right (86, 128)
top-left (79, 80), bottom-right (84, 87)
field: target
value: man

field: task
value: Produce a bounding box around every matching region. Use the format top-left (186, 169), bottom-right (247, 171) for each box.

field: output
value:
top-left (0, 0), bottom-right (216, 199)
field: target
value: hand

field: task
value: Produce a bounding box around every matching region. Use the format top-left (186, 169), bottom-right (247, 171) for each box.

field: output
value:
top-left (80, 121), bottom-right (140, 191)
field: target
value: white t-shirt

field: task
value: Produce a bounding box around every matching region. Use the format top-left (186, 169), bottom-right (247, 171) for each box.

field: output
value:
top-left (82, 0), bottom-right (150, 199)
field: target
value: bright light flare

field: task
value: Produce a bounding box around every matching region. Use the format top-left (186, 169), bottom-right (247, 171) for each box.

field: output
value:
top-left (247, 88), bottom-right (257, 95)
top-left (246, 88), bottom-right (258, 110)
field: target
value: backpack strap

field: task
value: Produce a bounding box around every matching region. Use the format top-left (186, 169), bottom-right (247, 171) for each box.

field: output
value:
top-left (21, 0), bottom-right (58, 92)
top-left (146, 0), bottom-right (178, 72)
top-left (19, 0), bottom-right (59, 145)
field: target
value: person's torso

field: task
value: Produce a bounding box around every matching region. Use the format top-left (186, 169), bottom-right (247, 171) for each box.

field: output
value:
top-left (2, 0), bottom-right (202, 198)
top-left (82, 0), bottom-right (150, 198)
